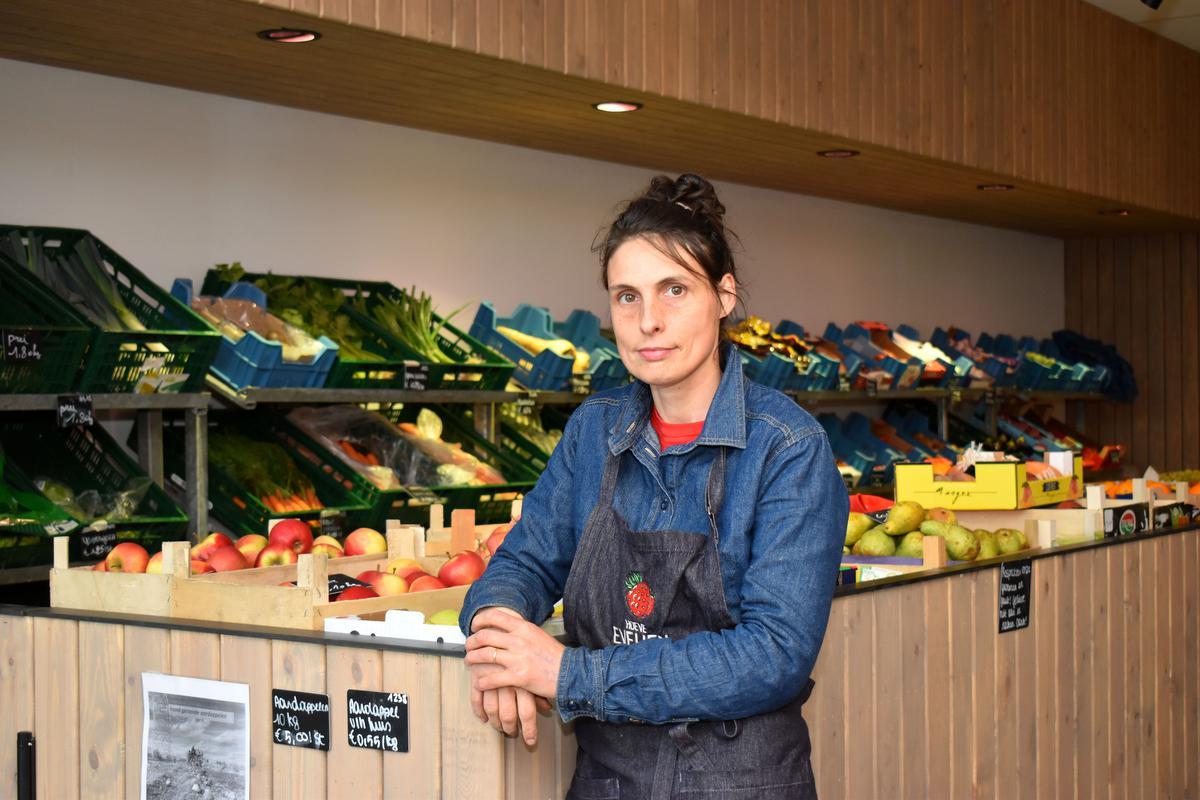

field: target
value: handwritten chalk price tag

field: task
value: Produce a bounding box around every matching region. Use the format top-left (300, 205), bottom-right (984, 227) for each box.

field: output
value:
top-left (271, 690), bottom-right (330, 751)
top-left (998, 558), bottom-right (1033, 634)
top-left (57, 394), bottom-right (94, 428)
top-left (327, 573), bottom-right (370, 598)
top-left (2, 329), bottom-right (45, 362)
top-left (403, 363), bottom-right (430, 391)
top-left (515, 396), bottom-right (536, 417)
top-left (346, 690), bottom-right (409, 752)
top-left (318, 509), bottom-right (346, 539)
top-left (78, 528), bottom-right (117, 559)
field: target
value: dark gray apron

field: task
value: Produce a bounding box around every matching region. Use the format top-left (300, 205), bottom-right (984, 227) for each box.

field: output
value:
top-left (562, 446), bottom-right (817, 800)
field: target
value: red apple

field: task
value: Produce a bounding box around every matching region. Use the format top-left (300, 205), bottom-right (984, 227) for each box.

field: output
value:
top-left (207, 545), bottom-right (248, 572)
top-left (191, 532), bottom-right (234, 562)
top-left (335, 585), bottom-right (380, 602)
top-left (484, 522), bottom-right (515, 557)
top-left (438, 551), bottom-right (486, 587)
top-left (343, 527), bottom-right (386, 557)
top-left (93, 559), bottom-right (109, 572)
top-left (312, 535), bottom-right (343, 552)
top-left (385, 557), bottom-right (422, 576)
top-left (312, 542), bottom-right (344, 559)
top-left (269, 518), bottom-right (313, 555)
top-left (190, 559), bottom-right (215, 575)
top-left (235, 534), bottom-right (269, 564)
top-left (146, 551), bottom-right (164, 574)
top-left (255, 543), bottom-right (299, 568)
top-left (408, 575), bottom-right (448, 593)
top-left (106, 542), bottom-right (150, 574)
top-left (357, 570), bottom-right (409, 596)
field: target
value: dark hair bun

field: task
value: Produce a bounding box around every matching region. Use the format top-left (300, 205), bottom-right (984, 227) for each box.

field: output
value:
top-left (645, 173), bottom-right (726, 234)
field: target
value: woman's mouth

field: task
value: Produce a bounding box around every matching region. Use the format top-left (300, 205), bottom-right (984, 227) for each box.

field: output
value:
top-left (637, 347), bottom-right (675, 362)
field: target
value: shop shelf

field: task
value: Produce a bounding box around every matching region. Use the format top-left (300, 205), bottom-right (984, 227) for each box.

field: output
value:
top-left (470, 302), bottom-right (575, 391)
top-left (0, 226), bottom-right (220, 393)
top-left (0, 251), bottom-right (93, 393)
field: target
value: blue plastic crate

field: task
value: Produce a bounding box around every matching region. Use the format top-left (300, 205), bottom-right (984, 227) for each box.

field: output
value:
top-left (553, 309), bottom-right (630, 391)
top-left (470, 302), bottom-right (575, 391)
top-left (839, 324), bottom-right (923, 390)
top-left (171, 279), bottom-right (338, 390)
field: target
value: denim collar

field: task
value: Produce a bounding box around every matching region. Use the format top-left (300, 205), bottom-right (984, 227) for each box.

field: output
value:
top-left (607, 342), bottom-right (747, 454)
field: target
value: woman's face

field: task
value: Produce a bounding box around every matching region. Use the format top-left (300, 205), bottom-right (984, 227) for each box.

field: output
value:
top-left (607, 237), bottom-right (735, 389)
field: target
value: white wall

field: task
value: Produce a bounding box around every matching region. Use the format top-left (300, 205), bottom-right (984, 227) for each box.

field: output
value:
top-left (0, 57), bottom-right (1064, 340)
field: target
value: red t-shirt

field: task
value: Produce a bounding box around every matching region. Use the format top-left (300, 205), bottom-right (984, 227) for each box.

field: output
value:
top-left (650, 406), bottom-right (706, 450)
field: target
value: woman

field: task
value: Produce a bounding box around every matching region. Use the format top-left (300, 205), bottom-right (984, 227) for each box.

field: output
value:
top-left (460, 173), bottom-right (848, 799)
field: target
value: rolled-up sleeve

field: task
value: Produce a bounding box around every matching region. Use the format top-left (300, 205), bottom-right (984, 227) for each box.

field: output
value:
top-left (554, 430), bottom-right (848, 724)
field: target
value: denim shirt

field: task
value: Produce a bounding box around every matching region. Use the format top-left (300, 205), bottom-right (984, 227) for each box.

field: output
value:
top-left (459, 346), bottom-right (849, 725)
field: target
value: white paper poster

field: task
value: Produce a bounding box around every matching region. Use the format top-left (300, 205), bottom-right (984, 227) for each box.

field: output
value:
top-left (141, 672), bottom-right (251, 800)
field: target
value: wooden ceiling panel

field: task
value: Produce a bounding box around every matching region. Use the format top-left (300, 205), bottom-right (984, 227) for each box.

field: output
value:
top-left (1, 0), bottom-right (1198, 238)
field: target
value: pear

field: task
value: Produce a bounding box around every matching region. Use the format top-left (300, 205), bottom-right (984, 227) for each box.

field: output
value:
top-left (925, 507), bottom-right (958, 525)
top-left (845, 512), bottom-right (876, 547)
top-left (920, 520), bottom-right (952, 538)
top-left (995, 530), bottom-right (1022, 555)
top-left (895, 531), bottom-right (925, 559)
top-left (976, 530), bottom-right (999, 560)
top-left (426, 609), bottom-right (460, 626)
top-left (881, 501), bottom-right (926, 536)
top-left (944, 525), bottom-right (980, 561)
top-left (852, 528), bottom-right (897, 557)
top-left (999, 527), bottom-right (1029, 550)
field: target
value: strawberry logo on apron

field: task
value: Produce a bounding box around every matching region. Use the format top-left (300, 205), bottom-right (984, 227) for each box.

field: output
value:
top-left (624, 571), bottom-right (655, 618)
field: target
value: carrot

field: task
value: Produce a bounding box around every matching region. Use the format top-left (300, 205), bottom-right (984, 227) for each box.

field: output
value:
top-left (232, 496), bottom-right (247, 510)
top-left (366, 451), bottom-right (381, 466)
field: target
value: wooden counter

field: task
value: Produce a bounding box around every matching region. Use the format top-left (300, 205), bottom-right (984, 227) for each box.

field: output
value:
top-left (2, 523), bottom-right (1197, 799)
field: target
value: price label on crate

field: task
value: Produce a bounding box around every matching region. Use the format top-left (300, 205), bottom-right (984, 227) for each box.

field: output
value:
top-left (272, 690), bottom-right (330, 751)
top-left (1, 329), bottom-right (45, 362)
top-left (405, 486), bottom-right (441, 505)
top-left (57, 394), bottom-right (94, 428)
top-left (346, 690), bottom-right (409, 752)
top-left (515, 396), bottom-right (536, 417)
top-left (327, 573), bottom-right (370, 598)
top-left (318, 509), bottom-right (346, 539)
top-left (78, 528), bottom-right (117, 559)
top-left (865, 382), bottom-right (878, 398)
top-left (1103, 503), bottom-right (1150, 538)
top-left (403, 363), bottom-right (430, 391)
top-left (998, 558), bottom-right (1033, 634)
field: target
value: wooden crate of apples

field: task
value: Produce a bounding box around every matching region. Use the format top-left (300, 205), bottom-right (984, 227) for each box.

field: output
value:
top-left (49, 501), bottom-right (520, 632)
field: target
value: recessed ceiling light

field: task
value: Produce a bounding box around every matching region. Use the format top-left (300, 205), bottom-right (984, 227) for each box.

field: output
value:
top-left (257, 28), bottom-right (321, 44)
top-left (977, 183), bottom-right (1015, 192)
top-left (817, 149), bottom-right (860, 159)
top-left (1100, 208), bottom-right (1131, 217)
top-left (593, 101), bottom-right (642, 113)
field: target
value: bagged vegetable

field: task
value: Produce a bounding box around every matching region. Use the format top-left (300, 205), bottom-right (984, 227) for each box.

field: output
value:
top-left (191, 294), bottom-right (324, 362)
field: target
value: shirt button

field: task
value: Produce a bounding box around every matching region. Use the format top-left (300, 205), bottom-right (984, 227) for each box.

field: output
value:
top-left (660, 500), bottom-right (669, 511)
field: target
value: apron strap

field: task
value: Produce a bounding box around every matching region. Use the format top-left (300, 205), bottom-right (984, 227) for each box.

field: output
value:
top-left (705, 447), bottom-right (728, 544)
top-left (597, 448), bottom-right (622, 508)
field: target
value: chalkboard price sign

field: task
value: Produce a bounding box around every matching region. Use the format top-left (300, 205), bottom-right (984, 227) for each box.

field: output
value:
top-left (272, 690), bottom-right (330, 751)
top-left (346, 690), bottom-right (409, 752)
top-left (998, 558), bottom-right (1033, 634)
top-left (327, 573), bottom-right (370, 598)
top-left (2, 329), bottom-right (44, 362)
top-left (78, 528), bottom-right (117, 559)
top-left (57, 394), bottom-right (94, 428)
top-left (403, 363), bottom-right (430, 391)
top-left (318, 510), bottom-right (346, 540)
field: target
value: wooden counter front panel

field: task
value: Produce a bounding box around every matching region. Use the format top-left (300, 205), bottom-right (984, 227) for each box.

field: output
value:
top-left (1, 529), bottom-right (1198, 799)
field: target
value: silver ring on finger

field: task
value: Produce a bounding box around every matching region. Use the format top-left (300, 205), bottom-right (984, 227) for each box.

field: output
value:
top-left (491, 646), bottom-right (499, 664)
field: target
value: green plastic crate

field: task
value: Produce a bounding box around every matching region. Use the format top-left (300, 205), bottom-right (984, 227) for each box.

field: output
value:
top-left (379, 404), bottom-right (538, 524)
top-left (0, 456), bottom-right (80, 569)
top-left (0, 414), bottom-right (188, 563)
top-left (162, 412), bottom-right (375, 538)
top-left (0, 227), bottom-right (221, 393)
top-left (201, 270), bottom-right (513, 391)
top-left (273, 416), bottom-right (445, 530)
top-left (0, 250), bottom-right (93, 393)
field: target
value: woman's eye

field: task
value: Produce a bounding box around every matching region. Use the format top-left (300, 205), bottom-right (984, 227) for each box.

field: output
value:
top-left (618, 292), bottom-right (637, 304)
top-left (666, 285), bottom-right (685, 297)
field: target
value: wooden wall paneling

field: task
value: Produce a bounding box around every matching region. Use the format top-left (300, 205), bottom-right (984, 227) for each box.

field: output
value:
top-left (383, 651), bottom-right (441, 800)
top-left (500, 0), bottom-right (522, 62)
top-left (428, 0), bottom-right (452, 45)
top-left (34, 617), bottom-right (79, 800)
top-left (1095, 238), bottom-right (1116, 444)
top-left (1034, 545), bottom-right (1057, 798)
top-left (1163, 235), bottom-right (1183, 469)
top-left (542, 0), bottom-right (563, 73)
top-left (1112, 237), bottom-right (1134, 462)
top-left (169, 630), bottom-right (220, 679)
top-left (557, 720), bottom-right (577, 798)
top-left (583, 0), bottom-right (604, 83)
top-left (1130, 237), bottom-right (1150, 469)
top-left (376, 0), bottom-right (404, 38)
top-left (1169, 534), bottom-right (1187, 795)
top-left (451, 0), bottom-right (476, 50)
top-left (1155, 537), bottom-right (1172, 794)
top-left (994, 575), bottom-right (1018, 800)
top-left (947, 573), bottom-right (974, 799)
top-left (873, 591), bottom-right (902, 798)
top-left (503, 695), bottom-right (559, 799)
top-left (924, 578), bottom-right (952, 799)
top-left (220, 635), bottom-right (274, 799)
top-left (326, 645), bottom-right (383, 798)
top-left (727, 0), bottom-right (744, 117)
top-left (1078, 238), bottom-right (1101, 444)
top-left (842, 579), bottom-right (875, 800)
top-left (898, 582), bottom-right (928, 800)
top-left (1054, 554), bottom-right (1075, 799)
top-left (1084, 549), bottom-right (1106, 800)
top-left (123, 626), bottom-right (170, 800)
top-left (563, 0), bottom-right (585, 77)
top-left (773, 0), bottom-right (791, 127)
top-left (1013, 574), bottom-right (1038, 800)
top-left (1188, 534), bottom-right (1200, 798)
top-left (477, 0), bottom-right (502, 58)
top-left (808, 595), bottom-right (847, 797)
top-left (0, 614), bottom-right (34, 799)
top-left (1106, 546), bottom-right (1127, 800)
top-left (349, 0), bottom-right (376, 27)
top-left (1147, 236), bottom-right (1167, 469)
top-left (971, 569), bottom-right (998, 798)
top-left (78, 621), bottom-right (125, 800)
top-left (653, 0), bottom-right (676, 99)
top-left (271, 640), bottom-right (328, 798)
top-left (440, 656), bottom-right (503, 800)
top-left (1124, 540), bottom-right (1144, 799)
top-left (321, 0), bottom-right (350, 24)
top-left (754, 0), bottom-right (772, 122)
top-left (800, 0), bottom-right (819, 132)
top-left (1182, 235), bottom-right (1200, 469)
top-left (1080, 546), bottom-right (1099, 800)
top-left (1140, 536), bottom-right (1158, 799)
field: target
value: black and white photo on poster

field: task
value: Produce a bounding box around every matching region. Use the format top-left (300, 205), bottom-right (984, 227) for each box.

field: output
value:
top-left (141, 672), bottom-right (250, 800)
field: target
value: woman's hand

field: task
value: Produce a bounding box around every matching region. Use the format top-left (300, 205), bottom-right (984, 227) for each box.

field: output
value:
top-left (465, 607), bottom-right (555, 746)
top-left (466, 608), bottom-right (566, 702)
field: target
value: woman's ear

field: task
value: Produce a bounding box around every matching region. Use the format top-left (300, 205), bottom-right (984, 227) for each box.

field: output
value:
top-left (717, 273), bottom-right (737, 318)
